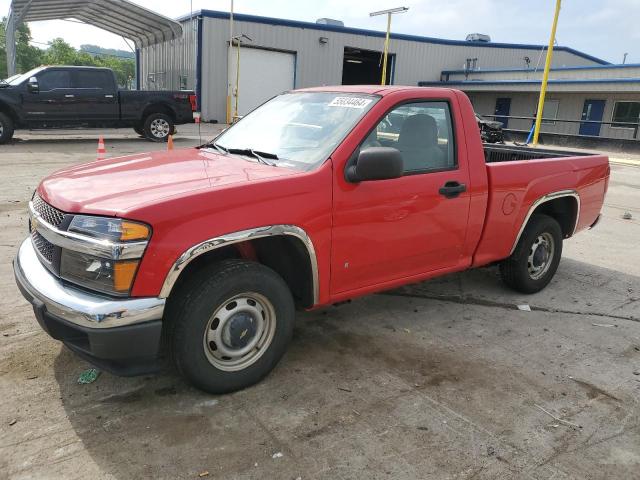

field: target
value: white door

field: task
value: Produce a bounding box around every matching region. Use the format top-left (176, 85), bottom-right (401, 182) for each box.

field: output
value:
top-left (228, 46), bottom-right (295, 116)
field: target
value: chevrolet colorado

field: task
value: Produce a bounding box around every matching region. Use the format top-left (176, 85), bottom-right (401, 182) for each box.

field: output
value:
top-left (0, 66), bottom-right (196, 143)
top-left (14, 86), bottom-right (609, 393)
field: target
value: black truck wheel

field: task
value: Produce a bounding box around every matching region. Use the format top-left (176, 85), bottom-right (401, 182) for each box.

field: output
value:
top-left (0, 112), bottom-right (15, 144)
top-left (169, 259), bottom-right (295, 394)
top-left (133, 125), bottom-right (145, 136)
top-left (500, 214), bottom-right (563, 294)
top-left (142, 112), bottom-right (174, 142)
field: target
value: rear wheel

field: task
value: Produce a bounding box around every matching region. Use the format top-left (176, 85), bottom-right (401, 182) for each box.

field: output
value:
top-left (133, 125), bottom-right (144, 136)
top-left (500, 214), bottom-right (563, 293)
top-left (143, 112), bottom-right (174, 142)
top-left (169, 259), bottom-right (295, 394)
top-left (0, 112), bottom-right (15, 144)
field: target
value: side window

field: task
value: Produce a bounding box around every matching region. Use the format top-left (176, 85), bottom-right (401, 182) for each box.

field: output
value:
top-left (363, 101), bottom-right (456, 174)
top-left (74, 71), bottom-right (113, 90)
top-left (37, 70), bottom-right (72, 91)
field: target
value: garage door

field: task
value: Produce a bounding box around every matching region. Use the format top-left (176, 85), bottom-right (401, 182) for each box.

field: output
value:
top-left (228, 46), bottom-right (295, 116)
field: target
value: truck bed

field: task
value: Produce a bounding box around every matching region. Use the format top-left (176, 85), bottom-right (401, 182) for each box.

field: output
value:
top-left (484, 144), bottom-right (596, 163)
top-left (472, 144), bottom-right (609, 268)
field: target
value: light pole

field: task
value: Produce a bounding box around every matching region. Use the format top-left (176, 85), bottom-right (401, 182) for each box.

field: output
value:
top-left (232, 33), bottom-right (253, 122)
top-left (226, 0), bottom-right (235, 124)
top-left (369, 7), bottom-right (408, 85)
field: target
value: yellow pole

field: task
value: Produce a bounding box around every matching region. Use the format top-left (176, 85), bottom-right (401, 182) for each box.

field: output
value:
top-left (381, 12), bottom-right (392, 85)
top-left (532, 0), bottom-right (562, 146)
top-left (234, 40), bottom-right (241, 120)
top-left (226, 0), bottom-right (234, 124)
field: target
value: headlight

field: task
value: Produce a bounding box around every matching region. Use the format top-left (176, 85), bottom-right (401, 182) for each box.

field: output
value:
top-left (68, 215), bottom-right (150, 241)
top-left (60, 216), bottom-right (150, 296)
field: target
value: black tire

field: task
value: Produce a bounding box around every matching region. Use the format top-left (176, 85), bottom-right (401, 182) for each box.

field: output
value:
top-left (133, 125), bottom-right (145, 136)
top-left (142, 112), bottom-right (174, 142)
top-left (500, 214), bottom-right (563, 294)
top-left (0, 112), bottom-right (15, 144)
top-left (168, 259), bottom-right (295, 394)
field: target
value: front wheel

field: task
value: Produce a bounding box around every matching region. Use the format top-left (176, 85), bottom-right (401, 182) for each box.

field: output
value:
top-left (0, 112), bottom-right (15, 144)
top-left (143, 112), bottom-right (174, 142)
top-left (169, 259), bottom-right (295, 394)
top-left (500, 214), bottom-right (563, 294)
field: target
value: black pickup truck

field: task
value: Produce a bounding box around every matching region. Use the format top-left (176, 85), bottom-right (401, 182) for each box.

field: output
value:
top-left (0, 66), bottom-right (196, 143)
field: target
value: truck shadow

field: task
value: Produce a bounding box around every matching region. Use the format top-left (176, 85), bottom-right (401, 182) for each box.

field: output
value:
top-left (52, 257), bottom-right (640, 479)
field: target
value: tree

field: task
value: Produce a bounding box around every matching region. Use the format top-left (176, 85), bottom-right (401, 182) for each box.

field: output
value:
top-left (1, 17), bottom-right (43, 78)
top-left (42, 38), bottom-right (90, 66)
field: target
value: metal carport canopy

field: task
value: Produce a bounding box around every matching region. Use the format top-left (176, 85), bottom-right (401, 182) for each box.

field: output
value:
top-left (6, 0), bottom-right (183, 75)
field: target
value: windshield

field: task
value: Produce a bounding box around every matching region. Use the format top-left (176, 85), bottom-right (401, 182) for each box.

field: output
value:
top-left (3, 67), bottom-right (44, 86)
top-left (212, 92), bottom-right (379, 170)
top-left (1, 74), bottom-right (20, 85)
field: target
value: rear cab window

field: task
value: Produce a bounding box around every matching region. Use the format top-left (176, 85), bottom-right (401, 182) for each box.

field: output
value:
top-left (73, 70), bottom-right (114, 91)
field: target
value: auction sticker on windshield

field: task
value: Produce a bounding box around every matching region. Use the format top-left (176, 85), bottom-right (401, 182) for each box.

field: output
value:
top-left (328, 97), bottom-right (373, 109)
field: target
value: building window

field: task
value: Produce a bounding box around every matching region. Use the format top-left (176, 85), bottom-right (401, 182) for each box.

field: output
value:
top-left (611, 101), bottom-right (640, 128)
top-left (542, 99), bottom-right (559, 125)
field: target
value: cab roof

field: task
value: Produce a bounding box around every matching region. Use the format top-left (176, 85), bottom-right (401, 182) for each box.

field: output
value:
top-left (294, 85), bottom-right (439, 96)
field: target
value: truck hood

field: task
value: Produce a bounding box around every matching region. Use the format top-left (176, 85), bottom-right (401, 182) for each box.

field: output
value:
top-left (39, 147), bottom-right (300, 216)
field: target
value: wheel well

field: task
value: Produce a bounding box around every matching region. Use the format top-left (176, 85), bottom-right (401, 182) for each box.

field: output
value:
top-left (142, 103), bottom-right (176, 122)
top-left (0, 102), bottom-right (18, 124)
top-left (168, 235), bottom-right (315, 309)
top-left (530, 196), bottom-right (578, 238)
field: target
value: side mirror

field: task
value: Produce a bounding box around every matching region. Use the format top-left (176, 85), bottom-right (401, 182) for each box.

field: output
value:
top-left (345, 147), bottom-right (403, 182)
top-left (27, 77), bottom-right (39, 93)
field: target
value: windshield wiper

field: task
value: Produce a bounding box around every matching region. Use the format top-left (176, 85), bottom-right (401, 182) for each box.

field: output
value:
top-left (227, 148), bottom-right (278, 166)
top-left (208, 141), bottom-right (228, 154)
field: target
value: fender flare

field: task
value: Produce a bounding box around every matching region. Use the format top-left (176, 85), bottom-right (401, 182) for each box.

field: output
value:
top-left (158, 225), bottom-right (319, 305)
top-left (508, 189), bottom-right (580, 255)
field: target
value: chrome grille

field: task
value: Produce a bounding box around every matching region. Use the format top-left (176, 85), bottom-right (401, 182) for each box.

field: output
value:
top-left (32, 193), bottom-right (65, 227)
top-left (31, 229), bottom-right (55, 263)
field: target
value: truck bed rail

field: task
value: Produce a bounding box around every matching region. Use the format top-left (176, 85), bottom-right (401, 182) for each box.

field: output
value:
top-left (484, 144), bottom-right (596, 164)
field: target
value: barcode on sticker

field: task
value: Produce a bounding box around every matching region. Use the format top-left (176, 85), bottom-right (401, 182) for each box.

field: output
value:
top-left (328, 97), bottom-right (373, 109)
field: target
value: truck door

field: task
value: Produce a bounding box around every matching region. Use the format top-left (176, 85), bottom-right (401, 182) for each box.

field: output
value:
top-left (71, 70), bottom-right (119, 122)
top-left (22, 69), bottom-right (75, 123)
top-left (331, 100), bottom-right (471, 294)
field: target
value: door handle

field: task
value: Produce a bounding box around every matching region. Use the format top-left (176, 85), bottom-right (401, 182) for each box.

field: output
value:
top-left (104, 94), bottom-right (114, 98)
top-left (439, 181), bottom-right (466, 199)
top-left (64, 94), bottom-right (75, 98)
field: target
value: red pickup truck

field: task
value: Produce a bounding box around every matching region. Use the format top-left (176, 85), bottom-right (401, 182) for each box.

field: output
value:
top-left (14, 86), bottom-right (609, 393)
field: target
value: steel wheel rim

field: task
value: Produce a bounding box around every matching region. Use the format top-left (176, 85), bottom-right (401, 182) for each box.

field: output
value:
top-left (150, 118), bottom-right (170, 138)
top-left (203, 293), bottom-right (276, 372)
top-left (528, 232), bottom-right (555, 280)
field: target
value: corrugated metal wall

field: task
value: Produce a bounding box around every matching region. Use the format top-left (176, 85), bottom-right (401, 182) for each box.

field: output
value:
top-left (199, 17), bottom-right (600, 121)
top-left (138, 17), bottom-right (198, 91)
top-left (139, 14), bottom-right (604, 122)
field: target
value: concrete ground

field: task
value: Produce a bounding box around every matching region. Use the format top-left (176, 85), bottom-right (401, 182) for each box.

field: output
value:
top-left (0, 125), bottom-right (639, 480)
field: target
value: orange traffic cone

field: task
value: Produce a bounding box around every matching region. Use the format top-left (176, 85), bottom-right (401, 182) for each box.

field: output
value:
top-left (97, 136), bottom-right (106, 160)
top-left (167, 134), bottom-right (174, 151)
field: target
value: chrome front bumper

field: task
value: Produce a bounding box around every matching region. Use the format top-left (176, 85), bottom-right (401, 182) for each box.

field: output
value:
top-left (14, 238), bottom-right (165, 329)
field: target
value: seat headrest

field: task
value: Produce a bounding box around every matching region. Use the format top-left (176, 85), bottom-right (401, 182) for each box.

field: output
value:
top-left (398, 114), bottom-right (438, 149)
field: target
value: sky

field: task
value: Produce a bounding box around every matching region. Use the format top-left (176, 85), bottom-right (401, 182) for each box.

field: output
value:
top-left (1, 0), bottom-right (638, 64)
